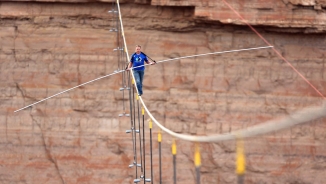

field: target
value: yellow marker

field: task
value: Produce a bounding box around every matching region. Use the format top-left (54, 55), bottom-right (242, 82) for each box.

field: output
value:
top-left (132, 79), bottom-right (135, 84)
top-left (149, 119), bottom-right (152, 129)
top-left (158, 130), bottom-right (162, 143)
top-left (136, 95), bottom-right (139, 100)
top-left (194, 143), bottom-right (201, 167)
top-left (172, 139), bottom-right (177, 155)
top-left (142, 107), bottom-right (144, 115)
top-left (236, 139), bottom-right (246, 175)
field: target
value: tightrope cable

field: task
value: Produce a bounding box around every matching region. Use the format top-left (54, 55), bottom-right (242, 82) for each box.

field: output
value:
top-left (140, 98), bottom-right (326, 142)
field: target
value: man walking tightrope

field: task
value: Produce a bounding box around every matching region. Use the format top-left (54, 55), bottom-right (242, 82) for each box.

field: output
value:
top-left (127, 45), bottom-right (155, 96)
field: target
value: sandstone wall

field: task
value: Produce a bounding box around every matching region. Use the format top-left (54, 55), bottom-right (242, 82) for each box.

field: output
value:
top-left (0, 1), bottom-right (326, 184)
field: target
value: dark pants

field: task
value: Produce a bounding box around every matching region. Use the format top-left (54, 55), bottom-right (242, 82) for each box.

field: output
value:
top-left (133, 70), bottom-right (145, 95)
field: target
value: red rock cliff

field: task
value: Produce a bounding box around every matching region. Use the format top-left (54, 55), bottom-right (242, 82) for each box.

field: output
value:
top-left (0, 0), bottom-right (326, 183)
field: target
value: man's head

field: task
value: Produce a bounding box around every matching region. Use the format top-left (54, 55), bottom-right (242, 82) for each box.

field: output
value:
top-left (135, 45), bottom-right (141, 54)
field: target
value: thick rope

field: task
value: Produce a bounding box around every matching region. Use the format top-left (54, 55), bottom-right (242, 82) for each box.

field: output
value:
top-left (140, 97), bottom-right (326, 142)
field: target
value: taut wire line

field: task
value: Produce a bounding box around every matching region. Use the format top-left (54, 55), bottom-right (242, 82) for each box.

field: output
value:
top-left (14, 46), bottom-right (272, 113)
top-left (134, 46), bottom-right (273, 70)
top-left (139, 97), bottom-right (326, 142)
top-left (220, 0), bottom-right (326, 100)
top-left (154, 46), bottom-right (273, 65)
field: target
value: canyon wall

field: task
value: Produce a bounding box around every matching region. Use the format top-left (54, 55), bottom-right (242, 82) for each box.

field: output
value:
top-left (0, 0), bottom-right (326, 183)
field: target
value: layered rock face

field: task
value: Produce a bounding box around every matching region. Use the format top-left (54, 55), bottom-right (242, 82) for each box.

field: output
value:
top-left (0, 0), bottom-right (326, 184)
top-left (152, 0), bottom-right (326, 32)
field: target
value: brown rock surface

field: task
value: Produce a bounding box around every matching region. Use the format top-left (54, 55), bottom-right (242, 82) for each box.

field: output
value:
top-left (1, 0), bottom-right (326, 184)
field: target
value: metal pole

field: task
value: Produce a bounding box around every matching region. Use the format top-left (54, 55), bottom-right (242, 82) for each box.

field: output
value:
top-left (149, 119), bottom-right (153, 184)
top-left (142, 107), bottom-right (146, 184)
top-left (158, 130), bottom-right (162, 184)
top-left (196, 167), bottom-right (200, 184)
top-left (128, 73), bottom-right (137, 170)
top-left (236, 139), bottom-right (245, 184)
top-left (194, 143), bottom-right (201, 184)
top-left (238, 175), bottom-right (244, 184)
top-left (172, 139), bottom-right (177, 184)
top-left (173, 154), bottom-right (176, 184)
top-left (133, 87), bottom-right (138, 177)
top-left (137, 97), bottom-right (144, 177)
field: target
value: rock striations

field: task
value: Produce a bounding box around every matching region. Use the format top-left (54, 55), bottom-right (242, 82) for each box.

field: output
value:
top-left (0, 0), bottom-right (326, 183)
